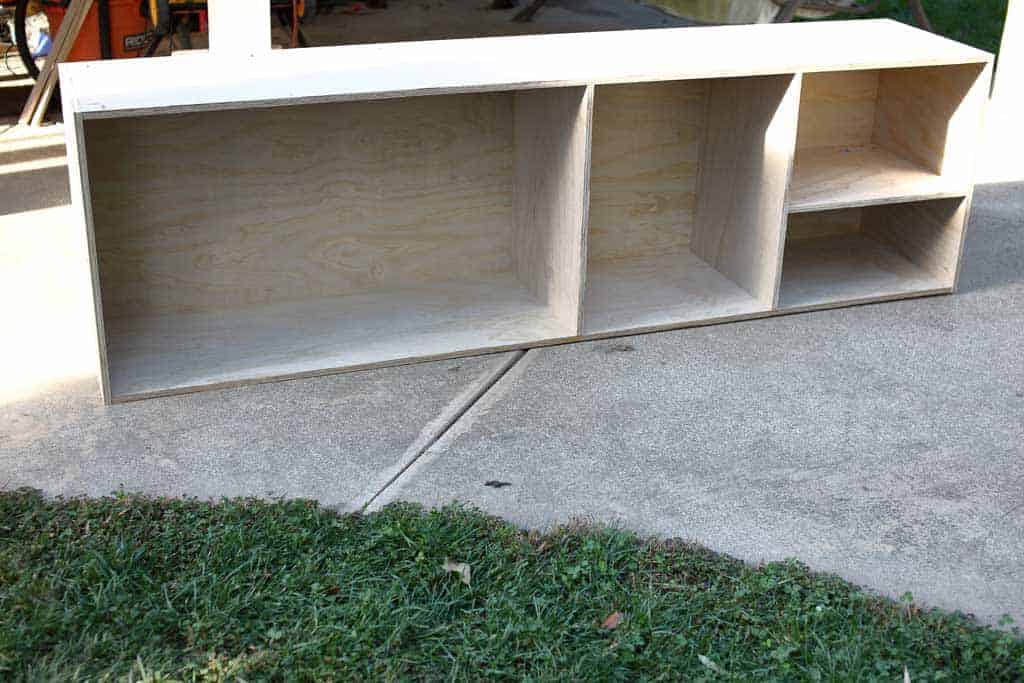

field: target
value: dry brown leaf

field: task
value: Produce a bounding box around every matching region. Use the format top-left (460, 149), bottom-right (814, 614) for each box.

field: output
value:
top-left (442, 557), bottom-right (471, 586)
top-left (601, 611), bottom-right (624, 630)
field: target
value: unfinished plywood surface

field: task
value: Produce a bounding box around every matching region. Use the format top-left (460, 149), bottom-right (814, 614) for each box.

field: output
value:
top-left (693, 74), bottom-right (799, 305)
top-left (874, 63), bottom-right (988, 177)
top-left (588, 81), bottom-right (705, 262)
top-left (85, 94), bottom-right (516, 318)
top-left (790, 145), bottom-right (966, 212)
top-left (796, 70), bottom-right (880, 151)
top-left (59, 20), bottom-right (990, 117)
top-left (582, 252), bottom-right (765, 335)
top-left (862, 197), bottom-right (967, 288)
top-left (513, 86), bottom-right (592, 333)
top-left (779, 233), bottom-right (947, 311)
top-left (105, 275), bottom-right (566, 400)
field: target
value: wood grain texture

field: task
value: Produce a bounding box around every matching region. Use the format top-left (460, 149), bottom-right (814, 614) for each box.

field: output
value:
top-left (513, 86), bottom-right (591, 333)
top-left (582, 252), bottom-right (764, 335)
top-left (861, 197), bottom-right (967, 287)
top-left (786, 207), bottom-right (862, 241)
top-left (874, 63), bottom-right (989, 177)
top-left (85, 94), bottom-right (517, 318)
top-left (796, 70), bottom-right (879, 151)
top-left (779, 233), bottom-right (947, 311)
top-left (790, 144), bottom-right (966, 212)
top-left (588, 81), bottom-right (706, 262)
top-left (692, 74), bottom-right (799, 306)
top-left (59, 20), bottom-right (991, 118)
top-left (105, 275), bottom-right (568, 401)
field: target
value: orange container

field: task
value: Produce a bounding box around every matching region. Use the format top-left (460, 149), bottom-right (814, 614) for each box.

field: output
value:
top-left (44, 0), bottom-right (150, 62)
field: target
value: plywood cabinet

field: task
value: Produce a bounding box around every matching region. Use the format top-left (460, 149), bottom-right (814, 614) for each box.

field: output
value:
top-left (60, 20), bottom-right (992, 402)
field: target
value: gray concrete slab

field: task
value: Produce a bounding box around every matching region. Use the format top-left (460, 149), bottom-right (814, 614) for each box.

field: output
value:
top-left (376, 182), bottom-right (1024, 626)
top-left (0, 354), bottom-right (516, 512)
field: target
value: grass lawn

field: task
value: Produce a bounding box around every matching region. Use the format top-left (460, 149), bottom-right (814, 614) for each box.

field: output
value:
top-left (837, 0), bottom-right (1008, 53)
top-left (1, 490), bottom-right (1022, 680)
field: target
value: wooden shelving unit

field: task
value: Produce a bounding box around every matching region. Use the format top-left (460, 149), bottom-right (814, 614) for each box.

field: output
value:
top-left (60, 20), bottom-right (993, 402)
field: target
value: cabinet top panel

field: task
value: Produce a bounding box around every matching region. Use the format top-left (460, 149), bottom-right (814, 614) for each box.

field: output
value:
top-left (61, 19), bottom-right (990, 118)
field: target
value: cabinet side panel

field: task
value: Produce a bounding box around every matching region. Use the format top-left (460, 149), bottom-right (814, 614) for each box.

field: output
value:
top-left (63, 110), bottom-right (111, 403)
top-left (513, 86), bottom-right (592, 333)
top-left (874, 63), bottom-right (988, 177)
top-left (693, 74), bottom-right (800, 306)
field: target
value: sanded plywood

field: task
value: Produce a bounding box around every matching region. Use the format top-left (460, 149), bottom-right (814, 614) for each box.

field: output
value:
top-left (587, 81), bottom-right (706, 262)
top-left (105, 275), bottom-right (568, 401)
top-left (58, 20), bottom-right (991, 117)
top-left (85, 94), bottom-right (517, 318)
top-left (693, 74), bottom-right (799, 306)
top-left (582, 252), bottom-right (764, 335)
top-left (796, 70), bottom-right (879, 151)
top-left (862, 197), bottom-right (968, 288)
top-left (875, 63), bottom-right (989, 177)
top-left (787, 207), bottom-right (862, 241)
top-left (513, 86), bottom-right (592, 333)
top-left (790, 145), bottom-right (966, 212)
top-left (779, 233), bottom-right (947, 311)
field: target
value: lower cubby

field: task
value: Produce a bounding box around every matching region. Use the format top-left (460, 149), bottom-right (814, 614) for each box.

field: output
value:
top-left (582, 75), bottom-right (799, 334)
top-left (83, 87), bottom-right (590, 401)
top-left (779, 198), bottom-right (968, 311)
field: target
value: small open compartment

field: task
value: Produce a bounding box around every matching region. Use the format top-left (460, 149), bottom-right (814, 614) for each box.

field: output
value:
top-left (582, 75), bottom-right (799, 334)
top-left (779, 197), bottom-right (968, 311)
top-left (791, 64), bottom-right (987, 212)
top-left (83, 88), bottom-right (590, 401)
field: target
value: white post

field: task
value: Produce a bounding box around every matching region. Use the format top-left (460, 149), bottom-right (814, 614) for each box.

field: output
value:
top-left (207, 0), bottom-right (271, 58)
top-left (979, 0), bottom-right (1023, 183)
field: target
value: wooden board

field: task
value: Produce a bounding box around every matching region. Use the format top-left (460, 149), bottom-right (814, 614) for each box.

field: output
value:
top-left (779, 233), bottom-right (948, 311)
top-left (85, 94), bottom-right (518, 318)
top-left (513, 86), bottom-right (592, 333)
top-left (104, 275), bottom-right (568, 401)
top-left (693, 74), bottom-right (800, 306)
top-left (587, 81), bottom-right (706, 262)
top-left (582, 252), bottom-right (764, 335)
top-left (790, 144), bottom-right (967, 212)
top-left (58, 20), bottom-right (991, 119)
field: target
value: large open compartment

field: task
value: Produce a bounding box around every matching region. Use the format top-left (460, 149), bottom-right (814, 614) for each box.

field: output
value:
top-left (83, 88), bottom-right (590, 401)
top-left (791, 64), bottom-right (987, 212)
top-left (779, 197), bottom-right (968, 311)
top-left (582, 75), bottom-right (799, 334)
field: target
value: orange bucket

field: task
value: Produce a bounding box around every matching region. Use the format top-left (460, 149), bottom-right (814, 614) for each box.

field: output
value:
top-left (44, 0), bottom-right (150, 62)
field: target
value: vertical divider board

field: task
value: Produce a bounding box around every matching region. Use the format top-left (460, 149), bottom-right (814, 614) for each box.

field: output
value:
top-left (513, 86), bottom-right (593, 334)
top-left (59, 22), bottom-right (994, 402)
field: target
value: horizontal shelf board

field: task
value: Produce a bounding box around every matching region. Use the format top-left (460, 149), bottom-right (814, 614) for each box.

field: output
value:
top-left (582, 252), bottom-right (768, 335)
top-left (61, 20), bottom-right (990, 117)
top-left (779, 233), bottom-right (946, 311)
top-left (105, 276), bottom-right (568, 400)
top-left (789, 145), bottom-right (968, 213)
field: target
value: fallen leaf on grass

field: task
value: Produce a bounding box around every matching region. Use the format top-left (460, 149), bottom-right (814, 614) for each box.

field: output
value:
top-left (698, 654), bottom-right (724, 674)
top-left (601, 611), bottom-right (623, 630)
top-left (442, 558), bottom-right (471, 586)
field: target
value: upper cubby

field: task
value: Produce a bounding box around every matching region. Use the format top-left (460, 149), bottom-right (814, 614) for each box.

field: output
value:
top-left (790, 63), bottom-right (988, 213)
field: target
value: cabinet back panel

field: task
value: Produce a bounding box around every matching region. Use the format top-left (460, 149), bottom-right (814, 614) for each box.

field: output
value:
top-left (85, 94), bottom-right (517, 318)
top-left (588, 81), bottom-right (707, 262)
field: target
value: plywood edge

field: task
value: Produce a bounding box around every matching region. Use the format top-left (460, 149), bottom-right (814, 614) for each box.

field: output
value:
top-left (789, 188), bottom-right (970, 214)
top-left (61, 108), bottom-right (112, 404)
top-left (777, 288), bottom-right (953, 315)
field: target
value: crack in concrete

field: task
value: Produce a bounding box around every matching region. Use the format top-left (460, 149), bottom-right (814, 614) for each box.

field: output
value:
top-left (358, 350), bottom-right (527, 511)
